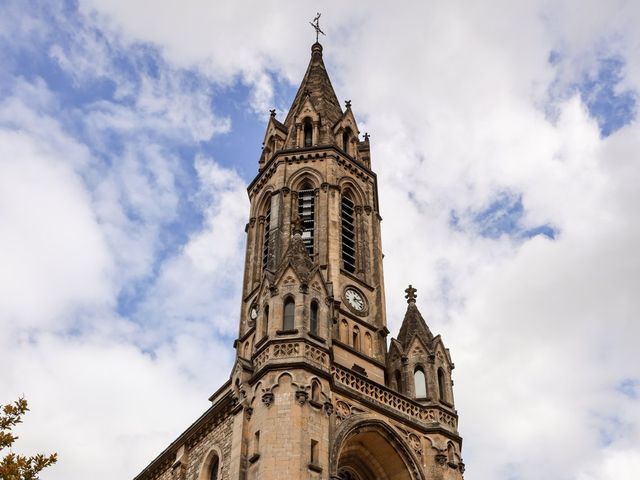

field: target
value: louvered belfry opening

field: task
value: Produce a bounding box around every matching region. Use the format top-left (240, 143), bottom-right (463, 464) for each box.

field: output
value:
top-left (298, 185), bottom-right (315, 256)
top-left (262, 205), bottom-right (271, 270)
top-left (341, 194), bottom-right (356, 273)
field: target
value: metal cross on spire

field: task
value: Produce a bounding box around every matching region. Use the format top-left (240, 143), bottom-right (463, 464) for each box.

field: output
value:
top-left (309, 13), bottom-right (326, 43)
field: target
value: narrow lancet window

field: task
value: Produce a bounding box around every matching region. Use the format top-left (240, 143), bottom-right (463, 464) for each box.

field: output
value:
top-left (414, 368), bottom-right (427, 398)
top-left (438, 367), bottom-right (446, 401)
top-left (341, 194), bottom-right (356, 273)
top-left (342, 128), bottom-right (351, 154)
top-left (304, 120), bottom-right (313, 147)
top-left (310, 300), bottom-right (319, 336)
top-left (352, 326), bottom-right (360, 351)
top-left (283, 298), bottom-right (295, 331)
top-left (262, 205), bottom-right (271, 270)
top-left (364, 332), bottom-right (372, 356)
top-left (262, 305), bottom-right (269, 338)
top-left (340, 320), bottom-right (349, 343)
top-left (210, 455), bottom-right (219, 480)
top-left (298, 184), bottom-right (315, 256)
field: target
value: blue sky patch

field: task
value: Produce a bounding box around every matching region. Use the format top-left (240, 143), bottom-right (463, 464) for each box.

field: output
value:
top-left (578, 56), bottom-right (636, 137)
top-left (616, 378), bottom-right (639, 399)
top-left (451, 192), bottom-right (557, 241)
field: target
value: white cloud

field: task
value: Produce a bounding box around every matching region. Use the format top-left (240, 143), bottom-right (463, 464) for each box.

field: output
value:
top-left (0, 94), bottom-right (112, 330)
top-left (134, 156), bottom-right (248, 344)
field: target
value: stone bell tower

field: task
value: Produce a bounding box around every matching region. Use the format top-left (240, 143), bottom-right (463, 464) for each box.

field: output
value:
top-left (134, 41), bottom-right (465, 480)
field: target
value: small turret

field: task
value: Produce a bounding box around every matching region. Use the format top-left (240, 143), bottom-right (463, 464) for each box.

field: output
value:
top-left (388, 286), bottom-right (456, 410)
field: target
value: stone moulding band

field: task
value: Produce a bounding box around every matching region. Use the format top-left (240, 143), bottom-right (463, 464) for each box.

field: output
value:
top-left (332, 365), bottom-right (457, 429)
top-left (253, 340), bottom-right (329, 371)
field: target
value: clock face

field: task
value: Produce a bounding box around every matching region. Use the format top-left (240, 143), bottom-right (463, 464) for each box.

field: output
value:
top-left (345, 288), bottom-right (366, 312)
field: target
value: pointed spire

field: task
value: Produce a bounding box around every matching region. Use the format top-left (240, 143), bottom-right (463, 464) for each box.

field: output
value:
top-left (397, 285), bottom-right (434, 349)
top-left (284, 43), bottom-right (343, 132)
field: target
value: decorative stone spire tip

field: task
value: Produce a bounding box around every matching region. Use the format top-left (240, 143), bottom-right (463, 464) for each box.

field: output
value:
top-left (404, 285), bottom-right (417, 304)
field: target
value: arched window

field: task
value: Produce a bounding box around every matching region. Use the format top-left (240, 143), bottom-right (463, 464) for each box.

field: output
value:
top-left (303, 120), bottom-right (313, 147)
top-left (414, 368), bottom-right (427, 399)
top-left (447, 442), bottom-right (455, 463)
top-left (262, 204), bottom-right (271, 270)
top-left (342, 127), bottom-right (352, 154)
top-left (297, 183), bottom-right (315, 256)
top-left (352, 326), bottom-right (360, 351)
top-left (310, 300), bottom-right (319, 336)
top-left (395, 370), bottom-right (402, 394)
top-left (364, 332), bottom-right (372, 356)
top-left (264, 135), bottom-right (275, 160)
top-left (438, 367), bottom-right (446, 401)
top-left (340, 320), bottom-right (349, 343)
top-left (311, 381), bottom-right (320, 402)
top-left (209, 455), bottom-right (219, 480)
top-left (261, 305), bottom-right (269, 338)
top-left (283, 298), bottom-right (295, 331)
top-left (341, 193), bottom-right (356, 273)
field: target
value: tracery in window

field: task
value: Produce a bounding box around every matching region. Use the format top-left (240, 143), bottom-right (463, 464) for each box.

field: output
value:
top-left (298, 183), bottom-right (315, 256)
top-left (341, 193), bottom-right (356, 273)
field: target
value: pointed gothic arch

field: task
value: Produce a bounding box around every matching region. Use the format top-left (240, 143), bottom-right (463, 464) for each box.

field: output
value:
top-left (286, 167), bottom-right (323, 192)
top-left (438, 367), bottom-right (447, 402)
top-left (283, 296), bottom-right (295, 331)
top-left (297, 181), bottom-right (315, 256)
top-left (330, 418), bottom-right (426, 480)
top-left (257, 190), bottom-right (274, 272)
top-left (198, 446), bottom-right (223, 480)
top-left (342, 126), bottom-right (353, 155)
top-left (341, 191), bottom-right (357, 274)
top-left (414, 366), bottom-right (427, 399)
top-left (310, 299), bottom-right (319, 336)
top-left (340, 319), bottom-right (349, 343)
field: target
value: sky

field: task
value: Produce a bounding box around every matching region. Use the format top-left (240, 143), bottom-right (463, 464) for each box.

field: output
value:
top-left (1, 1), bottom-right (639, 479)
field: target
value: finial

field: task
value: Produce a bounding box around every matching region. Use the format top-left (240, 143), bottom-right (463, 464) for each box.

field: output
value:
top-left (364, 132), bottom-right (370, 141)
top-left (309, 13), bottom-right (326, 43)
top-left (405, 285), bottom-right (417, 304)
top-left (269, 109), bottom-right (276, 117)
top-left (345, 100), bottom-right (352, 109)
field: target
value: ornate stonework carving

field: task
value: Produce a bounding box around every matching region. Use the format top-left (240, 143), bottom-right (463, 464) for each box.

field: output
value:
top-left (407, 433), bottom-right (422, 455)
top-left (295, 389), bottom-right (308, 405)
top-left (335, 400), bottom-right (351, 419)
top-left (262, 392), bottom-right (274, 407)
top-left (332, 365), bottom-right (457, 429)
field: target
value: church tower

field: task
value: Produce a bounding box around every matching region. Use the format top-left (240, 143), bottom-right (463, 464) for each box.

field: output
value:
top-left (134, 42), bottom-right (465, 480)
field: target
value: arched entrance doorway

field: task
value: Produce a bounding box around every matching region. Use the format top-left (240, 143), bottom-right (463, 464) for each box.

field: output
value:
top-left (331, 418), bottom-right (425, 480)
